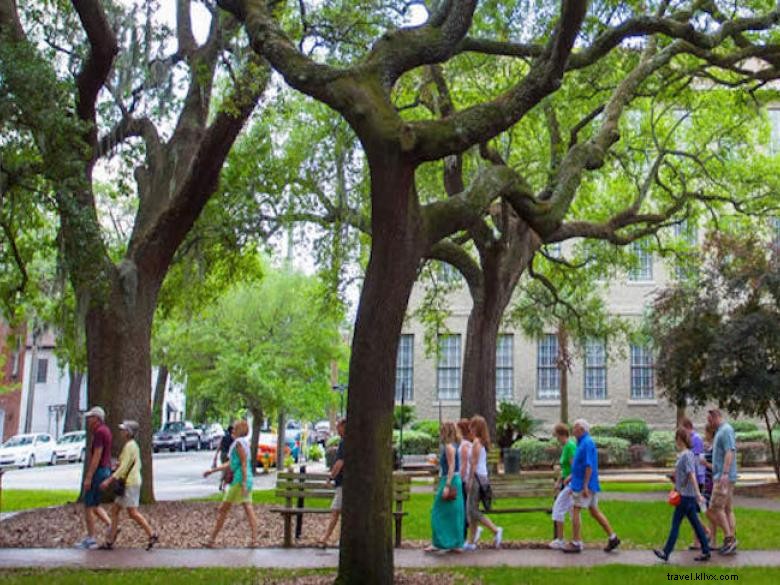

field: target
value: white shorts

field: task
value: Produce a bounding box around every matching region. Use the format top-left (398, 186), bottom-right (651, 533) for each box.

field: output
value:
top-left (115, 484), bottom-right (141, 508)
top-left (552, 486), bottom-right (574, 522)
top-left (572, 490), bottom-right (599, 509)
top-left (331, 486), bottom-right (343, 511)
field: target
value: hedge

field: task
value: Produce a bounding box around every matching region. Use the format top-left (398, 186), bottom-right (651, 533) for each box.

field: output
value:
top-left (511, 437), bottom-right (559, 467)
top-left (731, 420), bottom-right (759, 433)
top-left (410, 420), bottom-right (440, 439)
top-left (648, 431), bottom-right (676, 464)
top-left (736, 430), bottom-right (769, 444)
top-left (613, 420), bottom-right (651, 445)
top-left (591, 425), bottom-right (616, 438)
top-left (593, 436), bottom-right (631, 466)
top-left (393, 430), bottom-right (438, 455)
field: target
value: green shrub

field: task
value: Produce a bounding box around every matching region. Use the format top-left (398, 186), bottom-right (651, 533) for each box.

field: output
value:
top-left (410, 419), bottom-right (440, 438)
top-left (593, 436), bottom-right (631, 466)
top-left (591, 425), bottom-right (617, 438)
top-left (496, 398), bottom-right (542, 449)
top-left (511, 437), bottom-right (559, 467)
top-left (326, 436), bottom-right (341, 448)
top-left (732, 421), bottom-right (759, 433)
top-left (394, 405), bottom-right (416, 430)
top-left (648, 431), bottom-right (676, 465)
top-left (613, 420), bottom-right (651, 445)
top-left (393, 430), bottom-right (438, 455)
top-left (307, 443), bottom-right (324, 462)
top-left (736, 430), bottom-right (769, 443)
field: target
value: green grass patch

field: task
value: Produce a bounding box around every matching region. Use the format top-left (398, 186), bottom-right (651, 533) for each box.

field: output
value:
top-left (0, 566), bottom-right (774, 585)
top-left (599, 482), bottom-right (669, 493)
top-left (0, 490), bottom-right (78, 512)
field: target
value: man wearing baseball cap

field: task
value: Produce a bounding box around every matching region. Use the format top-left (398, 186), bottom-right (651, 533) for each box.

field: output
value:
top-left (75, 406), bottom-right (113, 549)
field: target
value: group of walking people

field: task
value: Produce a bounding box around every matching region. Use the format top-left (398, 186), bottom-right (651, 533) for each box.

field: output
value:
top-left (426, 415), bottom-right (503, 552)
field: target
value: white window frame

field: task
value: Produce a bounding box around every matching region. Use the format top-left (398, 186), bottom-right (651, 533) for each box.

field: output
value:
top-left (395, 334), bottom-right (414, 402)
top-left (495, 334), bottom-right (514, 400)
top-left (630, 344), bottom-right (655, 400)
top-left (536, 334), bottom-right (560, 400)
top-left (583, 338), bottom-right (607, 401)
top-left (628, 240), bottom-right (653, 282)
top-left (437, 335), bottom-right (461, 400)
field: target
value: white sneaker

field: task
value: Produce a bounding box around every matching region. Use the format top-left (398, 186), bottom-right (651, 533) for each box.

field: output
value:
top-left (462, 542), bottom-right (477, 551)
top-left (493, 527), bottom-right (503, 549)
top-left (75, 537), bottom-right (98, 550)
top-left (474, 526), bottom-right (483, 543)
top-left (549, 538), bottom-right (565, 550)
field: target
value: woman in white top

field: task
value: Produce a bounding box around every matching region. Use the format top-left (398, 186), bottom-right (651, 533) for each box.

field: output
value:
top-left (463, 415), bottom-right (502, 550)
top-left (457, 419), bottom-right (473, 538)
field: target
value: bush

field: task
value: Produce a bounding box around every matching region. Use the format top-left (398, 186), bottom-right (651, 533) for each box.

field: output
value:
top-left (511, 437), bottom-right (559, 467)
top-left (411, 419), bottom-right (440, 438)
top-left (326, 436), bottom-right (341, 448)
top-left (593, 436), bottom-right (631, 466)
top-left (736, 430), bottom-right (769, 444)
top-left (613, 419), bottom-right (651, 445)
top-left (394, 405), bottom-right (416, 430)
top-left (591, 425), bottom-right (617, 438)
top-left (732, 420), bottom-right (759, 433)
top-left (496, 398), bottom-right (543, 449)
top-left (648, 431), bottom-right (676, 465)
top-left (393, 429), bottom-right (437, 455)
top-left (307, 443), bottom-right (324, 462)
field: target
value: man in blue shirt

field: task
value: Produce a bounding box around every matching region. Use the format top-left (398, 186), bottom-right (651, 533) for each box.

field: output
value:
top-left (562, 419), bottom-right (620, 554)
top-left (706, 409), bottom-right (738, 555)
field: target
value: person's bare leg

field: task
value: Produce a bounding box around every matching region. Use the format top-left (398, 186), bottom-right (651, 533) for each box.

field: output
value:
top-left (242, 503), bottom-right (258, 546)
top-left (108, 504), bottom-right (121, 543)
top-left (320, 511), bottom-right (340, 545)
top-left (726, 503), bottom-right (736, 539)
top-left (589, 506), bottom-right (614, 537)
top-left (479, 515), bottom-right (499, 535)
top-left (95, 505), bottom-right (111, 527)
top-left (128, 508), bottom-right (154, 538)
top-left (571, 507), bottom-right (582, 543)
top-left (85, 507), bottom-right (96, 538)
top-left (208, 503), bottom-right (231, 545)
top-left (555, 521), bottom-right (564, 540)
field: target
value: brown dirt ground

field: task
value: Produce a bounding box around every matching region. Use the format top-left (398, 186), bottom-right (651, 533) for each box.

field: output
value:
top-left (735, 481), bottom-right (780, 499)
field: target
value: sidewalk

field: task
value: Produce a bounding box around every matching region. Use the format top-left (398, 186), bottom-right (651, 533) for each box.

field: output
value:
top-left (1, 548), bottom-right (779, 570)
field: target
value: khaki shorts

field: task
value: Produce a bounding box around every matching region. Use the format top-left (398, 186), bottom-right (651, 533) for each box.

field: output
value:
top-left (709, 481), bottom-right (734, 512)
top-left (572, 490), bottom-right (599, 509)
top-left (115, 484), bottom-right (141, 508)
top-left (331, 486), bottom-right (343, 511)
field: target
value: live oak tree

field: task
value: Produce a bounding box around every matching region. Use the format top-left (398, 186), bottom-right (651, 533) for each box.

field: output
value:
top-left (214, 2), bottom-right (780, 581)
top-left (0, 0), bottom-right (268, 502)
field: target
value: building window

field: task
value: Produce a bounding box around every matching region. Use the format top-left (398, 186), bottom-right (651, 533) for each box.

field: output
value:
top-left (36, 358), bottom-right (48, 384)
top-left (537, 334), bottom-right (560, 400)
top-left (583, 339), bottom-right (607, 400)
top-left (437, 334), bottom-right (461, 400)
top-left (674, 220), bottom-right (698, 279)
top-left (630, 344), bottom-right (655, 400)
top-left (437, 262), bottom-right (461, 284)
top-left (545, 243), bottom-right (562, 258)
top-left (395, 334), bottom-right (414, 402)
top-left (628, 241), bottom-right (653, 282)
top-left (496, 334), bottom-right (514, 400)
top-left (769, 109), bottom-right (780, 155)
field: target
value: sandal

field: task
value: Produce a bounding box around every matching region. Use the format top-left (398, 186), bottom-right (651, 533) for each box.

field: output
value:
top-left (98, 541), bottom-right (114, 550)
top-left (316, 540), bottom-right (328, 549)
top-left (203, 540), bottom-right (216, 549)
top-left (146, 533), bottom-right (159, 551)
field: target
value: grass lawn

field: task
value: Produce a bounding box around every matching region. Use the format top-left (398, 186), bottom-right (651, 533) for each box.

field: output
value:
top-left (599, 482), bottom-right (669, 492)
top-left (0, 566), bottom-right (774, 584)
top-left (0, 490), bottom-right (78, 512)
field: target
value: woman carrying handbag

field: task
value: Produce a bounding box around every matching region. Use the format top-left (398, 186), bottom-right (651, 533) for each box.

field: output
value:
top-left (99, 420), bottom-right (158, 550)
top-left (463, 415), bottom-right (502, 550)
top-left (425, 422), bottom-right (465, 552)
top-left (653, 428), bottom-right (711, 562)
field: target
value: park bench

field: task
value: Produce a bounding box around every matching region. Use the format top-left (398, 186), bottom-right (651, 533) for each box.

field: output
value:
top-left (480, 470), bottom-right (558, 516)
top-left (400, 454), bottom-right (437, 478)
top-left (270, 470), bottom-right (412, 547)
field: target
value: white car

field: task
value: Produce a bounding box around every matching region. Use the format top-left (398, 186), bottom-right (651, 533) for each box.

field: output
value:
top-left (53, 431), bottom-right (86, 464)
top-left (0, 433), bottom-right (57, 468)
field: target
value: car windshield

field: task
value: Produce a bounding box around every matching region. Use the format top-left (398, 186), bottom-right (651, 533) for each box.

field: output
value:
top-left (3, 436), bottom-right (33, 447)
top-left (162, 422), bottom-right (183, 432)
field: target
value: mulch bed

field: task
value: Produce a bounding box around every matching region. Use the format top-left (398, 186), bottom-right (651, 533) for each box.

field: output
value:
top-left (735, 482), bottom-right (780, 499)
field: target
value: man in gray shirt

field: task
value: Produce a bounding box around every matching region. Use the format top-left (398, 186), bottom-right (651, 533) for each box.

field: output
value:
top-left (706, 409), bottom-right (737, 555)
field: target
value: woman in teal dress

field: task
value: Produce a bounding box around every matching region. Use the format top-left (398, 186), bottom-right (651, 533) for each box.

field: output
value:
top-left (426, 421), bottom-right (465, 552)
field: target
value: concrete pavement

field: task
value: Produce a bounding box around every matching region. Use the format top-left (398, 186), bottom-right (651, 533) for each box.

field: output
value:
top-left (0, 548), bottom-right (778, 570)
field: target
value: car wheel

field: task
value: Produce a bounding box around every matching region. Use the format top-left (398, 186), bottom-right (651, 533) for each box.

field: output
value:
top-left (153, 446), bottom-right (159, 454)
top-left (49, 453), bottom-right (56, 466)
top-left (180, 438), bottom-right (186, 452)
top-left (28, 455), bottom-right (35, 468)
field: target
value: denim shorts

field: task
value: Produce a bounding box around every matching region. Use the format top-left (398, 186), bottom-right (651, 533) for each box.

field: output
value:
top-left (85, 466), bottom-right (112, 507)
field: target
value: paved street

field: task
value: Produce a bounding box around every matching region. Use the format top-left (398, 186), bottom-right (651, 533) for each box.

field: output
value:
top-left (1, 450), bottom-right (326, 500)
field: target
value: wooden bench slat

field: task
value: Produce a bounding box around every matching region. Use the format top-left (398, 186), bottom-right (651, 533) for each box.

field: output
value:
top-left (270, 507), bottom-right (333, 514)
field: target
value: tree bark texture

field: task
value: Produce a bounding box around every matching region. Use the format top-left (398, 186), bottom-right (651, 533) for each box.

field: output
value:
top-left (152, 364), bottom-right (168, 427)
top-left (250, 408), bottom-right (262, 476)
top-left (557, 325), bottom-right (569, 425)
top-left (337, 160), bottom-right (423, 585)
top-left (64, 368), bottom-right (84, 433)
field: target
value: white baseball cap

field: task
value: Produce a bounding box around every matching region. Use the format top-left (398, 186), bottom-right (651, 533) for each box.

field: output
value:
top-left (83, 406), bottom-right (106, 421)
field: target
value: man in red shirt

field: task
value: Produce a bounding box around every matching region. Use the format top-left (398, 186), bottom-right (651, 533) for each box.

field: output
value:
top-left (75, 406), bottom-right (113, 549)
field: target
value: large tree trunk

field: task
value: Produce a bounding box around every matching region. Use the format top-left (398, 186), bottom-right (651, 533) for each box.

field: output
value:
top-left (250, 408), bottom-right (263, 476)
top-left (337, 161), bottom-right (422, 585)
top-left (84, 266), bottom-right (159, 504)
top-left (152, 365), bottom-right (168, 429)
top-left (63, 368), bottom-right (84, 433)
top-left (558, 325), bottom-right (569, 424)
top-left (277, 410), bottom-right (286, 471)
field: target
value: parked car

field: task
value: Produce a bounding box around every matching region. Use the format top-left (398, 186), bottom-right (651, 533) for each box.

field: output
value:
top-left (53, 431), bottom-right (86, 464)
top-left (0, 433), bottom-right (56, 468)
top-left (196, 423), bottom-right (224, 450)
top-left (152, 421), bottom-right (200, 453)
top-left (256, 432), bottom-right (295, 467)
top-left (314, 420), bottom-right (331, 445)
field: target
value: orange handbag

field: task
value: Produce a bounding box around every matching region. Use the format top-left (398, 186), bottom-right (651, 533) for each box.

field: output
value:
top-left (668, 489), bottom-right (681, 506)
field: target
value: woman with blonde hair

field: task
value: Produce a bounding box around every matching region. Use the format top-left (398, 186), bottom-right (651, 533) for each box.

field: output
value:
top-left (425, 421), bottom-right (465, 552)
top-left (456, 419), bottom-right (473, 538)
top-left (203, 419), bottom-right (257, 547)
top-left (464, 415), bottom-right (502, 550)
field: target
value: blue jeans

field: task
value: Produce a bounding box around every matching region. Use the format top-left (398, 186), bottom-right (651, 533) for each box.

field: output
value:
top-left (664, 495), bottom-right (710, 556)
